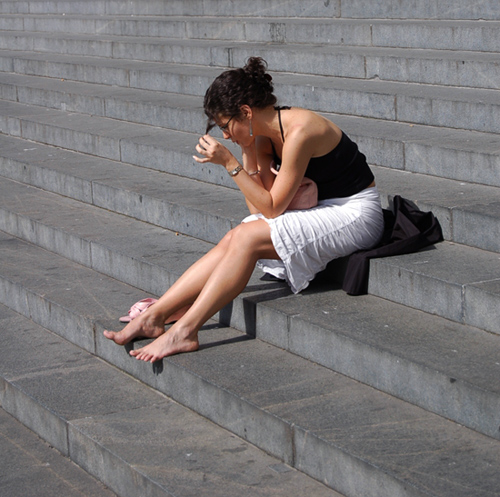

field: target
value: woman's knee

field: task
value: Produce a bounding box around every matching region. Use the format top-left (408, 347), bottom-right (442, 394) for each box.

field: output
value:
top-left (217, 229), bottom-right (235, 250)
top-left (226, 221), bottom-right (276, 257)
top-left (229, 223), bottom-right (257, 245)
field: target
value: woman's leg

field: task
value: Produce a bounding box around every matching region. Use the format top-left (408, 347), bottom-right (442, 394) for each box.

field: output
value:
top-left (130, 219), bottom-right (278, 362)
top-left (103, 228), bottom-right (239, 345)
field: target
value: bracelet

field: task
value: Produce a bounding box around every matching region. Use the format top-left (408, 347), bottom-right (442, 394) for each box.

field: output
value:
top-left (228, 164), bottom-right (243, 177)
top-left (247, 170), bottom-right (259, 176)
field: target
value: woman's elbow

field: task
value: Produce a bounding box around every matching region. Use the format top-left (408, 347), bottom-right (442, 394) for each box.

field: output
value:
top-left (257, 194), bottom-right (287, 218)
top-left (260, 205), bottom-right (286, 219)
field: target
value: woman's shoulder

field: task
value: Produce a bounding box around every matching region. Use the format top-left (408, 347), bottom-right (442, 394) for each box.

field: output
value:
top-left (285, 108), bottom-right (339, 133)
top-left (284, 109), bottom-right (342, 153)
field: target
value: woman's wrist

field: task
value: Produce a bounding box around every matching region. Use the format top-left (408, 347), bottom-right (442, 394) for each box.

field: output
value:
top-left (224, 156), bottom-right (241, 173)
top-left (227, 164), bottom-right (243, 176)
top-left (226, 164), bottom-right (259, 177)
top-left (240, 146), bottom-right (259, 176)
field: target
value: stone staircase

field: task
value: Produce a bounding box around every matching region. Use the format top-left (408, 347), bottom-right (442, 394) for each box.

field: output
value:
top-left (0, 1), bottom-right (499, 496)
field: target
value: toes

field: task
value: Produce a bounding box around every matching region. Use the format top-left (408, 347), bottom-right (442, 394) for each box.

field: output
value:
top-left (104, 330), bottom-right (126, 345)
top-left (103, 330), bottom-right (118, 342)
top-left (130, 347), bottom-right (150, 361)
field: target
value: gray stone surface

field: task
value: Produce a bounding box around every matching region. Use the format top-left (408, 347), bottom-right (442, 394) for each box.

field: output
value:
top-left (273, 71), bottom-right (500, 133)
top-left (0, 3), bottom-right (499, 496)
top-left (1, 0), bottom-right (499, 19)
top-left (0, 233), bottom-right (499, 496)
top-left (371, 165), bottom-right (500, 245)
top-left (372, 19), bottom-right (500, 51)
top-left (2, 228), bottom-right (500, 495)
top-left (0, 407), bottom-right (118, 497)
top-left (1, 45), bottom-right (499, 131)
top-left (0, 231), bottom-right (140, 352)
top-left (0, 109), bottom-right (498, 249)
top-left (94, 321), bottom-right (500, 497)
top-left (465, 279), bottom-right (500, 336)
top-left (0, 61), bottom-right (498, 189)
top-left (0, 49), bottom-right (147, 87)
top-left (69, 403), bottom-right (339, 497)
top-left (3, 30), bottom-right (499, 89)
top-left (452, 201), bottom-right (500, 253)
top-left (0, 304), bottom-right (340, 497)
top-left (90, 166), bottom-right (245, 244)
top-left (0, 306), bottom-right (162, 453)
top-left (6, 14), bottom-right (500, 55)
top-left (256, 282), bottom-right (500, 438)
top-left (368, 242), bottom-right (500, 333)
top-left (1, 72), bottom-right (499, 187)
top-left (0, 175), bottom-right (499, 439)
top-left (340, 0), bottom-right (500, 20)
top-left (0, 172), bottom-right (490, 321)
top-left (0, 119), bottom-right (248, 245)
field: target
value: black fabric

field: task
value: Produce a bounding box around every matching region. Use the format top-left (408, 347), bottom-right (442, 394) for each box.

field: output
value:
top-left (342, 195), bottom-right (444, 295)
top-left (276, 106), bottom-right (289, 141)
top-left (271, 107), bottom-right (374, 199)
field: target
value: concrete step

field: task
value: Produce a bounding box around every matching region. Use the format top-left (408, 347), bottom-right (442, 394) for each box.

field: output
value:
top-left (0, 0), bottom-right (341, 18)
top-left (0, 71), bottom-right (217, 136)
top-left (2, 15), bottom-right (500, 54)
top-left (1, 74), bottom-right (500, 191)
top-left (1, 50), bottom-right (499, 135)
top-left (1, 231), bottom-right (500, 497)
top-left (0, 175), bottom-right (499, 439)
top-left (1, 100), bottom-right (499, 255)
top-left (0, 114), bottom-right (249, 246)
top-left (0, 0), bottom-right (499, 20)
top-left (1, 71), bottom-right (500, 189)
top-left (371, 165), bottom-right (500, 254)
top-left (1, 73), bottom-right (499, 189)
top-left (1, 30), bottom-right (499, 90)
top-left (0, 304), bottom-right (340, 497)
top-left (0, 144), bottom-right (243, 248)
top-left (0, 406), bottom-right (118, 497)
top-left (340, 1), bottom-right (500, 20)
top-left (369, 241), bottom-right (500, 334)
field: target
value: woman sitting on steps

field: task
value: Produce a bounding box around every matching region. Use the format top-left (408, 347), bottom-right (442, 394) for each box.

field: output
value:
top-left (104, 57), bottom-right (384, 362)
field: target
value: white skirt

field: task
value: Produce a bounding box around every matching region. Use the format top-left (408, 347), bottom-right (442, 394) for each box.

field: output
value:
top-left (242, 186), bottom-right (384, 293)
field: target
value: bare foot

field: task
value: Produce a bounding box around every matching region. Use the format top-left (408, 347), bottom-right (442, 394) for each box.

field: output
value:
top-left (103, 312), bottom-right (166, 346)
top-left (130, 327), bottom-right (199, 363)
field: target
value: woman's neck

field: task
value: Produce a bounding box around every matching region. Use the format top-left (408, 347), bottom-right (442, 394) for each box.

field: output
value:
top-left (253, 106), bottom-right (284, 143)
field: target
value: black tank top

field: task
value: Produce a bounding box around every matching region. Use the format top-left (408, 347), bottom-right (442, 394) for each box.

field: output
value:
top-left (271, 107), bottom-right (374, 200)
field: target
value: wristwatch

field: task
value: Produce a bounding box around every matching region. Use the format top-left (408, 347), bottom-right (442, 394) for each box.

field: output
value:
top-left (228, 164), bottom-right (243, 177)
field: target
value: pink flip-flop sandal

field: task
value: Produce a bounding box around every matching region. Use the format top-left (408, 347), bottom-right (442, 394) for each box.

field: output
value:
top-left (119, 298), bottom-right (158, 323)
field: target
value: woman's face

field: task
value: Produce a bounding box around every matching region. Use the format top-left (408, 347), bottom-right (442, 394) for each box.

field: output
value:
top-left (216, 113), bottom-right (252, 146)
top-left (217, 114), bottom-right (236, 138)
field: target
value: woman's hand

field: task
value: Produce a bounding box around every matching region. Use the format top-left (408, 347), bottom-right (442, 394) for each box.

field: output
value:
top-left (193, 135), bottom-right (235, 168)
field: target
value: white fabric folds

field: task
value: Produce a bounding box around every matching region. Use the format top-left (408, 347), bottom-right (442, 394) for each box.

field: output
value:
top-left (242, 186), bottom-right (384, 293)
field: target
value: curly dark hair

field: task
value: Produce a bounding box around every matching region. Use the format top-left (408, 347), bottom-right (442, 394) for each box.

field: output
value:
top-left (204, 57), bottom-right (277, 133)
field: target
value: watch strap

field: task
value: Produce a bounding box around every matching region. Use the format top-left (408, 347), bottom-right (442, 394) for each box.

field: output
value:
top-left (228, 164), bottom-right (243, 176)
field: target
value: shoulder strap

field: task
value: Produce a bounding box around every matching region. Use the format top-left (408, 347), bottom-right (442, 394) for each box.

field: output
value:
top-left (276, 107), bottom-right (290, 143)
top-left (277, 108), bottom-right (285, 143)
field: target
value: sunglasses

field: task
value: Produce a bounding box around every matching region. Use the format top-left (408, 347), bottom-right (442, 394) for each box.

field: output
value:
top-left (206, 115), bottom-right (236, 134)
top-left (218, 115), bottom-right (235, 132)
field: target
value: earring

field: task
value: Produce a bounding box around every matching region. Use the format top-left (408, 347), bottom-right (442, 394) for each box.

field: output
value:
top-left (249, 119), bottom-right (253, 136)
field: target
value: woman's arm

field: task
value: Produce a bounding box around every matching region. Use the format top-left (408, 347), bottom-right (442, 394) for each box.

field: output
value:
top-left (240, 137), bottom-right (278, 214)
top-left (194, 130), bottom-right (314, 218)
top-left (240, 138), bottom-right (267, 214)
